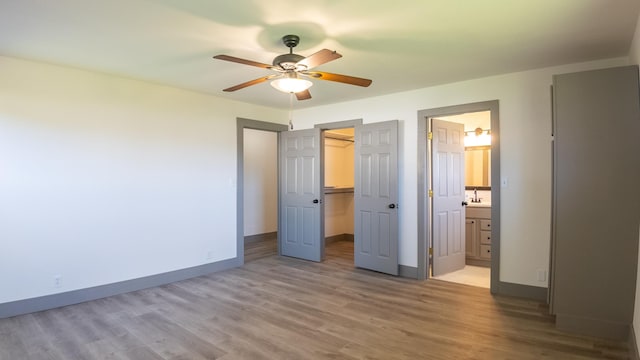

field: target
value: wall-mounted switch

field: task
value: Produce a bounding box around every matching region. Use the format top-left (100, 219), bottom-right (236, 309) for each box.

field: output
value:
top-left (537, 269), bottom-right (547, 282)
top-left (501, 176), bottom-right (509, 188)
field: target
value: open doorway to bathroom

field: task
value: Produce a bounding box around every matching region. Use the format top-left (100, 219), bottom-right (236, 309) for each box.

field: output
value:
top-left (417, 100), bottom-right (500, 293)
top-left (430, 111), bottom-right (492, 288)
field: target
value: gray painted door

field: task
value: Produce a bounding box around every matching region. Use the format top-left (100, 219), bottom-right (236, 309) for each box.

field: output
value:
top-left (279, 128), bottom-right (324, 262)
top-left (354, 120), bottom-right (399, 275)
top-left (431, 119), bottom-right (466, 276)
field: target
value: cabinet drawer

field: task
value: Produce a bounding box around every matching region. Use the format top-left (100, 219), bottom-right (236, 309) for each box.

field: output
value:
top-left (480, 230), bottom-right (491, 245)
top-left (480, 219), bottom-right (492, 231)
top-left (480, 244), bottom-right (491, 260)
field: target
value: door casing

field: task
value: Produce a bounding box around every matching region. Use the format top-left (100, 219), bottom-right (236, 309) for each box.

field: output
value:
top-left (417, 101), bottom-right (500, 294)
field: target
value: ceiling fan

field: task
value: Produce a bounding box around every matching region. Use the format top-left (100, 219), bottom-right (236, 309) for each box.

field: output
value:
top-left (213, 35), bottom-right (372, 101)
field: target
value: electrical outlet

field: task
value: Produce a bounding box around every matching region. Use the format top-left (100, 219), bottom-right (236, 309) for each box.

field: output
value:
top-left (206, 250), bottom-right (213, 260)
top-left (53, 275), bottom-right (62, 288)
top-left (536, 269), bottom-right (547, 282)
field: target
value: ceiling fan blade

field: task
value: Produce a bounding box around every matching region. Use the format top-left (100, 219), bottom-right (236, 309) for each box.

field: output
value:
top-left (307, 71), bottom-right (372, 87)
top-left (295, 89), bottom-right (312, 101)
top-left (223, 75), bottom-right (277, 92)
top-left (297, 49), bottom-right (342, 70)
top-left (213, 55), bottom-right (273, 69)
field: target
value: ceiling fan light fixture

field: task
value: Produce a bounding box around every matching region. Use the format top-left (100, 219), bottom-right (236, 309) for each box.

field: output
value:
top-left (270, 74), bottom-right (313, 94)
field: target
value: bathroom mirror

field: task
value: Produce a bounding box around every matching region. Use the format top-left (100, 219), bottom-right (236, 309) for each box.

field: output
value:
top-left (465, 146), bottom-right (491, 189)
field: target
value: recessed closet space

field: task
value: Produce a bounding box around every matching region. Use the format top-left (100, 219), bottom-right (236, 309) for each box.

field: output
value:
top-left (323, 128), bottom-right (355, 251)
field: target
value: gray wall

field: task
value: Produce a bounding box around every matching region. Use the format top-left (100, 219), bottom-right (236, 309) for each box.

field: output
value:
top-left (551, 65), bottom-right (640, 340)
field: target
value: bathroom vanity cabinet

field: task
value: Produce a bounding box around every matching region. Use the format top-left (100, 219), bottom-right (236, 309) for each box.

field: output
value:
top-left (465, 206), bottom-right (491, 266)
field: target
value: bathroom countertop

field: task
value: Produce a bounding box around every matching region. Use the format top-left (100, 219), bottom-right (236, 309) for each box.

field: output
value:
top-left (468, 202), bottom-right (491, 208)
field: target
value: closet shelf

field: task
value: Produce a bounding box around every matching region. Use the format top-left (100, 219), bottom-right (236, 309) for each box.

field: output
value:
top-left (324, 187), bottom-right (354, 194)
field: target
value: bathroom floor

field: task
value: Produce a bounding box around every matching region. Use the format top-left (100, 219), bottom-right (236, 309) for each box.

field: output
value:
top-left (432, 265), bottom-right (490, 288)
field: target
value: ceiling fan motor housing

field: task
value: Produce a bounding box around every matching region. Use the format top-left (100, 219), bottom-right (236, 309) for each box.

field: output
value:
top-left (273, 53), bottom-right (305, 69)
top-left (274, 35), bottom-right (305, 70)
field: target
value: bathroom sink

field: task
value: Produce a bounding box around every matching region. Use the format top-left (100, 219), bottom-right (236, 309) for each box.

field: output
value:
top-left (468, 202), bottom-right (491, 208)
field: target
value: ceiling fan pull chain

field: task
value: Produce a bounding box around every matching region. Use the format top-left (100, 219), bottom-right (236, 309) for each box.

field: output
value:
top-left (289, 92), bottom-right (294, 130)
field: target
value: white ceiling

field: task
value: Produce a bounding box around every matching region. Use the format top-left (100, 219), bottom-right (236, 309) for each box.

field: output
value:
top-left (1, 1), bottom-right (638, 110)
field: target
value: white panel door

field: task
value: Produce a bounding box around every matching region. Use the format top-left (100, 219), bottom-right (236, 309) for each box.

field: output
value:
top-left (431, 119), bottom-right (466, 276)
top-left (279, 128), bottom-right (323, 262)
top-left (354, 120), bottom-right (399, 275)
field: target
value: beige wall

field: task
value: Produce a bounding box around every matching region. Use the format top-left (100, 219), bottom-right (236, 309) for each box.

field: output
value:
top-left (0, 55), bottom-right (286, 304)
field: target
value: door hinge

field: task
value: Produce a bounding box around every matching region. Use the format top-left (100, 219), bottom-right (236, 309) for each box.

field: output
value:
top-left (428, 189), bottom-right (433, 198)
top-left (429, 247), bottom-right (433, 255)
top-left (427, 132), bottom-right (433, 140)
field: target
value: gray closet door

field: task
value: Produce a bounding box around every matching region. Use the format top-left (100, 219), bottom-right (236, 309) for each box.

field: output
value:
top-left (279, 128), bottom-right (324, 262)
top-left (431, 119), bottom-right (466, 276)
top-left (354, 120), bottom-right (399, 275)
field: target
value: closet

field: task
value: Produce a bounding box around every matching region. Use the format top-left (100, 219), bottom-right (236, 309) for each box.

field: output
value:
top-left (324, 129), bottom-right (354, 244)
top-left (550, 65), bottom-right (640, 340)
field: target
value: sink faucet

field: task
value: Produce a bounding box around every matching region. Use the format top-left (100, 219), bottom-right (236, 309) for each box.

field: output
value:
top-left (472, 188), bottom-right (481, 203)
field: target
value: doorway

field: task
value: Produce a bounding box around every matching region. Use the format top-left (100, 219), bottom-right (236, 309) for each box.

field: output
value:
top-left (236, 118), bottom-right (288, 265)
top-left (323, 127), bottom-right (355, 262)
top-left (243, 128), bottom-right (278, 262)
top-left (238, 118), bottom-right (400, 275)
top-left (417, 101), bottom-right (500, 294)
top-left (430, 112), bottom-right (492, 288)
top-left (276, 119), bottom-right (399, 275)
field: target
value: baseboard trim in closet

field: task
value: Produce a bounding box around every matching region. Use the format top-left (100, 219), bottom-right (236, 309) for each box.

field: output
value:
top-left (325, 233), bottom-right (354, 244)
top-left (0, 257), bottom-right (239, 319)
top-left (244, 232), bottom-right (277, 244)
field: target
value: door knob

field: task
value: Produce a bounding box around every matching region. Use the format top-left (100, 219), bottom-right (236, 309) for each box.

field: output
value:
top-left (313, 199), bottom-right (320, 204)
top-left (388, 204), bottom-right (396, 209)
top-left (462, 201), bottom-right (468, 206)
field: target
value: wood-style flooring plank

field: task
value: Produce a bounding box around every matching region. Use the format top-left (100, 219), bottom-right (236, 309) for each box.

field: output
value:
top-left (0, 239), bottom-right (632, 359)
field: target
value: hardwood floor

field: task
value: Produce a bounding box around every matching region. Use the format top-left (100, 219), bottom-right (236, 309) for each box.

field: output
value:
top-left (244, 233), bottom-right (277, 263)
top-left (0, 239), bottom-right (631, 359)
